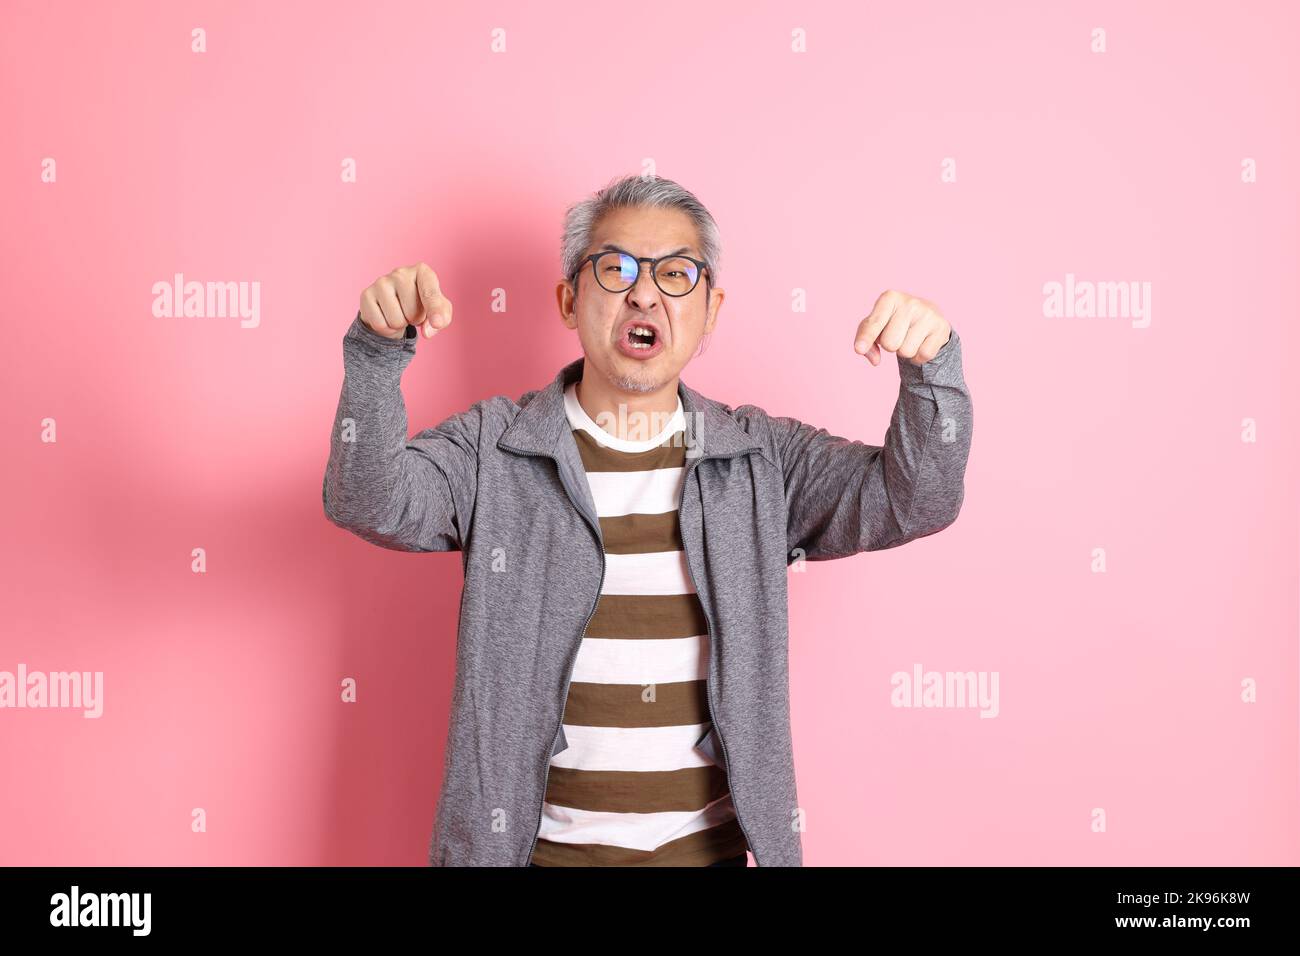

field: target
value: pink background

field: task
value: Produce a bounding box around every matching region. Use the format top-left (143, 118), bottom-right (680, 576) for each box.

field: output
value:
top-left (2, 0), bottom-right (1296, 865)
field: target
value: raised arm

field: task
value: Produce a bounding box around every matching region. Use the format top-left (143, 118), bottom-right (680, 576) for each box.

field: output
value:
top-left (771, 291), bottom-right (972, 562)
top-left (321, 264), bottom-right (479, 553)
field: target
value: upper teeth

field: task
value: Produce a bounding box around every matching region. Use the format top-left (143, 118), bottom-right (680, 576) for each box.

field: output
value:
top-left (631, 326), bottom-right (654, 338)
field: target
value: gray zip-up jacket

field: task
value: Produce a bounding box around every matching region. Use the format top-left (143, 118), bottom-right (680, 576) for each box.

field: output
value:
top-left (322, 312), bottom-right (973, 866)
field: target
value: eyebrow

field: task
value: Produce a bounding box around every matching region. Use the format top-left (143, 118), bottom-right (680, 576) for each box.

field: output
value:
top-left (597, 243), bottom-right (695, 259)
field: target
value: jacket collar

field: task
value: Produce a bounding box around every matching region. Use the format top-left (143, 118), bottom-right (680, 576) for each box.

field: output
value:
top-left (497, 355), bottom-right (760, 459)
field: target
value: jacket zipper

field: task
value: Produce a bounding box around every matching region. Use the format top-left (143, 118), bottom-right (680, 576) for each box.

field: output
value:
top-left (500, 442), bottom-right (607, 867)
top-left (527, 531), bottom-right (604, 867)
top-left (503, 439), bottom-right (761, 867)
top-left (679, 449), bottom-right (762, 867)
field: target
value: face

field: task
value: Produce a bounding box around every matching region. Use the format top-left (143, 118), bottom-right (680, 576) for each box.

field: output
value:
top-left (556, 205), bottom-right (724, 394)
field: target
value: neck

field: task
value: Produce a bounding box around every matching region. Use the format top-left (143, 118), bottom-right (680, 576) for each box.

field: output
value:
top-left (575, 362), bottom-right (680, 442)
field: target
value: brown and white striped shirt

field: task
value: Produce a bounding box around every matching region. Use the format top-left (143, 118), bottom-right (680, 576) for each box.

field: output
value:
top-left (528, 381), bottom-right (751, 866)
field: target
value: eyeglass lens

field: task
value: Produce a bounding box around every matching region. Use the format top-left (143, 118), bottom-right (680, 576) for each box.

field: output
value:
top-left (595, 252), bottom-right (699, 296)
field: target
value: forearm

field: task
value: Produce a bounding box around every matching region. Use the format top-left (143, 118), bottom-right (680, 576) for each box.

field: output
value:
top-left (321, 314), bottom-right (426, 548)
top-left (877, 326), bottom-right (973, 545)
top-left (777, 326), bottom-right (973, 561)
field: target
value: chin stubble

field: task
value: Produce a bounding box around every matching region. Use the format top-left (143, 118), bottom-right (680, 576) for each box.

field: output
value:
top-left (609, 371), bottom-right (660, 393)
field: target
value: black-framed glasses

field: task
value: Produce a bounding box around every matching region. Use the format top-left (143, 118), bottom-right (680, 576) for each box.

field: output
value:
top-left (577, 251), bottom-right (710, 297)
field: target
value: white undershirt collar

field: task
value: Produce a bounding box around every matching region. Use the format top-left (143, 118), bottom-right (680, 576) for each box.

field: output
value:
top-left (563, 380), bottom-right (684, 453)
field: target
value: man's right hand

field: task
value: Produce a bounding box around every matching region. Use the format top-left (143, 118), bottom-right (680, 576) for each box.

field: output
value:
top-left (358, 263), bottom-right (454, 340)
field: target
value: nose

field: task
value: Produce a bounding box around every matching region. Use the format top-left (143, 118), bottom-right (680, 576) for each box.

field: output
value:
top-left (626, 262), bottom-right (660, 311)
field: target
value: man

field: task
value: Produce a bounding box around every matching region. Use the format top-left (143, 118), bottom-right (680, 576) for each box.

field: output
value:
top-left (322, 174), bottom-right (973, 866)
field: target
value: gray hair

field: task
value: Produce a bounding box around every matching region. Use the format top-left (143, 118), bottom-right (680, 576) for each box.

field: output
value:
top-left (561, 174), bottom-right (722, 295)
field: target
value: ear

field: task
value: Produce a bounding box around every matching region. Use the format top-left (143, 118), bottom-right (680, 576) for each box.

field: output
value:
top-left (555, 279), bottom-right (578, 329)
top-left (704, 285), bottom-right (725, 334)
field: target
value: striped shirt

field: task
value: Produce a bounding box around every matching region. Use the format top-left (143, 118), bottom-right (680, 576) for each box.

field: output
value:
top-left (528, 381), bottom-right (751, 866)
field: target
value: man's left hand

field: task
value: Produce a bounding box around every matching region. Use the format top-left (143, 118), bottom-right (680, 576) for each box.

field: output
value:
top-left (853, 290), bottom-right (952, 367)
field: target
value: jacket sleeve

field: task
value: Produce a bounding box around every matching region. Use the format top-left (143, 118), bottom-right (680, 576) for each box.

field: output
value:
top-left (768, 327), bottom-right (972, 562)
top-left (321, 312), bottom-right (480, 553)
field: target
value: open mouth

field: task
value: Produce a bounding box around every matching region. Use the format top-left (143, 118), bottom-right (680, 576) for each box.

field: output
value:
top-left (625, 324), bottom-right (658, 350)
